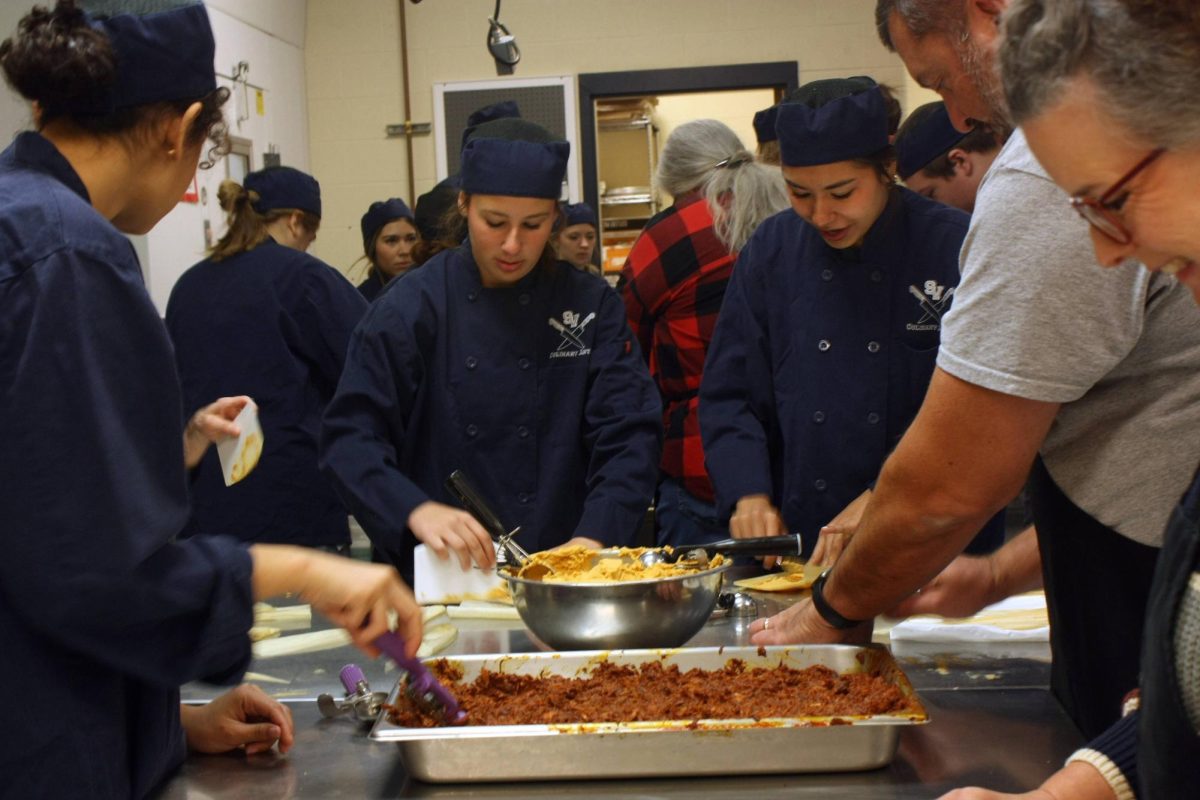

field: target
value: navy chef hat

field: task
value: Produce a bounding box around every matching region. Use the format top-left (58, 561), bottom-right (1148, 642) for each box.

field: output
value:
top-left (68, 0), bottom-right (216, 114)
top-left (361, 198), bottom-right (415, 254)
top-left (460, 121), bottom-right (569, 199)
top-left (776, 77), bottom-right (890, 167)
top-left (753, 105), bottom-right (779, 145)
top-left (562, 202), bottom-right (597, 228)
top-left (895, 102), bottom-right (969, 180)
top-left (244, 166), bottom-right (322, 218)
top-left (414, 181), bottom-right (458, 242)
top-left (461, 100), bottom-right (521, 150)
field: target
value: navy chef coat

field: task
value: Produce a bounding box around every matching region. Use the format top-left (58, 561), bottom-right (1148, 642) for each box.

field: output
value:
top-left (357, 269), bottom-right (386, 302)
top-left (166, 240), bottom-right (367, 548)
top-left (700, 189), bottom-right (1004, 554)
top-left (0, 132), bottom-right (253, 798)
top-left (321, 246), bottom-right (662, 579)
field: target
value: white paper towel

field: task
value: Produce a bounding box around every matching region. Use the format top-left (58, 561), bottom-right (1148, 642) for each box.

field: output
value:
top-left (888, 592), bottom-right (1049, 642)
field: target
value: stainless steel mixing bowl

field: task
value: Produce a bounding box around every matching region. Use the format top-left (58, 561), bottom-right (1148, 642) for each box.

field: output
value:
top-left (500, 549), bottom-right (730, 650)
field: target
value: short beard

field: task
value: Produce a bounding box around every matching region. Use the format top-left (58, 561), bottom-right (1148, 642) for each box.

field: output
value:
top-left (957, 36), bottom-right (1012, 130)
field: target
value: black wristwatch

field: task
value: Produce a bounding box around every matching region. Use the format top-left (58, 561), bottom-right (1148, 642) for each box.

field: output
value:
top-left (811, 569), bottom-right (867, 630)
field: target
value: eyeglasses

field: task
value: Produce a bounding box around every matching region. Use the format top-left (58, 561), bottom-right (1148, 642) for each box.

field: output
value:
top-left (1069, 148), bottom-right (1165, 244)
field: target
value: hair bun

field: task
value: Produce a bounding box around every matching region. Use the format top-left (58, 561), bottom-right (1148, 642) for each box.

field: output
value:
top-left (216, 179), bottom-right (253, 213)
top-left (0, 1), bottom-right (116, 110)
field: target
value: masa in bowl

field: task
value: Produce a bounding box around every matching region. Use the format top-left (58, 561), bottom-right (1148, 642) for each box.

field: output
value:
top-left (500, 547), bottom-right (730, 650)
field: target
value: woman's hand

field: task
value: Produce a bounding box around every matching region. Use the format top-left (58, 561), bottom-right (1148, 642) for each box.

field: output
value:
top-left (182, 684), bottom-right (294, 756)
top-left (810, 489), bottom-right (872, 567)
top-left (938, 790), bottom-right (1042, 799)
top-left (937, 760), bottom-right (1119, 799)
top-left (183, 395), bottom-right (253, 468)
top-left (408, 501), bottom-right (497, 571)
top-left (250, 546), bottom-right (424, 659)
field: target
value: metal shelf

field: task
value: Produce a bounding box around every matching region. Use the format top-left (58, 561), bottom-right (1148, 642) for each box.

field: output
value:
top-left (601, 193), bottom-right (653, 206)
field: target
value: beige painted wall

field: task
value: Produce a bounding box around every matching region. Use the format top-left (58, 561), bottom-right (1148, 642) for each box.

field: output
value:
top-left (654, 88), bottom-right (777, 165)
top-left (305, 0), bottom-right (920, 272)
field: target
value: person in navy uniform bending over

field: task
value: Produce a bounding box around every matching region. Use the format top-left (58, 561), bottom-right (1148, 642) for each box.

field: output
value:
top-left (321, 120), bottom-right (662, 582)
top-left (167, 166), bottom-right (367, 553)
top-left (0, 2), bottom-right (421, 798)
top-left (356, 197), bottom-right (419, 301)
top-left (700, 77), bottom-right (1004, 564)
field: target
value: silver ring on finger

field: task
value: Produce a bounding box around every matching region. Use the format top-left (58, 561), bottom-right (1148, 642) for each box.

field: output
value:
top-left (763, 617), bottom-right (770, 630)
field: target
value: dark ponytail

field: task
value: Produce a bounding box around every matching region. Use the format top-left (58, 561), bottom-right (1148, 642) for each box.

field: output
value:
top-left (0, 0), bottom-right (230, 167)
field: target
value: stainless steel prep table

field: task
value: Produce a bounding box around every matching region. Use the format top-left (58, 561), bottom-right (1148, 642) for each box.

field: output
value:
top-left (166, 578), bottom-right (1081, 798)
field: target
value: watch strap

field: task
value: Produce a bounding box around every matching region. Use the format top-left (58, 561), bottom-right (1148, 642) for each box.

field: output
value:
top-left (811, 569), bottom-right (867, 630)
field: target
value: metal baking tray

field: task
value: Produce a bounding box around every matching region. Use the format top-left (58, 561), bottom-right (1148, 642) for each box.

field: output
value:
top-left (370, 644), bottom-right (928, 782)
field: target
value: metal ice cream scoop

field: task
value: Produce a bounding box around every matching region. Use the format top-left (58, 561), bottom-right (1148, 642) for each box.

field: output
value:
top-left (317, 663), bottom-right (389, 721)
top-left (375, 632), bottom-right (467, 725)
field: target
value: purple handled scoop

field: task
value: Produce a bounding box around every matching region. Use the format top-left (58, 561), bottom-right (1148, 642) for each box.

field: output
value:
top-left (375, 631), bottom-right (467, 725)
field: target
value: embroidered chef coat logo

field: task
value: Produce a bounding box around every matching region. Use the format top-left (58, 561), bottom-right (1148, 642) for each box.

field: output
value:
top-left (548, 310), bottom-right (594, 358)
top-left (906, 282), bottom-right (954, 331)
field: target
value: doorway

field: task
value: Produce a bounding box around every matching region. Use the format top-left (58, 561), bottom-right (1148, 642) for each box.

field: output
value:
top-left (578, 62), bottom-right (797, 279)
top-left (594, 88), bottom-right (777, 274)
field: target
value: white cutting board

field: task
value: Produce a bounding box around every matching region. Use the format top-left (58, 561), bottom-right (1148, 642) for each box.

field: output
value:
top-left (413, 543), bottom-right (504, 605)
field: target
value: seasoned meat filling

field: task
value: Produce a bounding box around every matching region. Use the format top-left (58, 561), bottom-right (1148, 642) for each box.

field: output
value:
top-left (387, 659), bottom-right (918, 727)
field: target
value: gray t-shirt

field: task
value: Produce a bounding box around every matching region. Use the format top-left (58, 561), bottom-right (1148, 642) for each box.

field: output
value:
top-left (938, 129), bottom-right (1200, 547)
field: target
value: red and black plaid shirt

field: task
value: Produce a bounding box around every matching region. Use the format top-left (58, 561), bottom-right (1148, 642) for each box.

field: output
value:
top-left (620, 192), bottom-right (735, 503)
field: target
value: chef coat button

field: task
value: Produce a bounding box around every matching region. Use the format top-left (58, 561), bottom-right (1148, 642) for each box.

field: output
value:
top-left (867, 412), bottom-right (880, 424)
top-left (519, 357), bottom-right (531, 370)
top-left (466, 424), bottom-right (478, 437)
top-left (517, 425), bottom-right (529, 439)
top-left (870, 270), bottom-right (883, 283)
top-left (468, 290), bottom-right (479, 302)
top-left (821, 269), bottom-right (833, 282)
top-left (466, 356), bottom-right (478, 369)
top-left (817, 339), bottom-right (831, 352)
top-left (867, 340), bottom-right (881, 353)
top-left (812, 411), bottom-right (826, 423)
top-left (518, 293), bottom-right (531, 306)
top-left (814, 479), bottom-right (827, 491)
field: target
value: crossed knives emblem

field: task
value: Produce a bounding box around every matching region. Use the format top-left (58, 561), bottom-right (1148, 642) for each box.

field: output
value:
top-left (548, 312), bottom-right (596, 351)
top-left (908, 285), bottom-right (955, 324)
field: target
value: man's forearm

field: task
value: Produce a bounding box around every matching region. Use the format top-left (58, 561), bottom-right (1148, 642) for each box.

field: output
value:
top-left (824, 455), bottom-right (1005, 621)
top-left (819, 369), bottom-right (1059, 622)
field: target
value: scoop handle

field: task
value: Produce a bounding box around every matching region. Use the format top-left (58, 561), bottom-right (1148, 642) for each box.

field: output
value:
top-left (684, 534), bottom-right (804, 557)
top-left (339, 663), bottom-right (368, 695)
top-left (444, 470), bottom-right (510, 541)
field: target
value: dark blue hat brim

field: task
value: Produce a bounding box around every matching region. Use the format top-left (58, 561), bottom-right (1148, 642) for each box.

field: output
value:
top-left (244, 167), bottom-right (322, 218)
top-left (896, 104), bottom-right (969, 179)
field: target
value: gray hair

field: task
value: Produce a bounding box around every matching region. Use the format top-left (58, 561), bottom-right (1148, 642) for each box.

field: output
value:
top-left (704, 159), bottom-right (789, 254)
top-left (655, 119), bottom-right (746, 197)
top-left (1000, 0), bottom-right (1200, 149)
top-left (875, 0), bottom-right (967, 50)
top-left (655, 119), bottom-right (787, 253)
